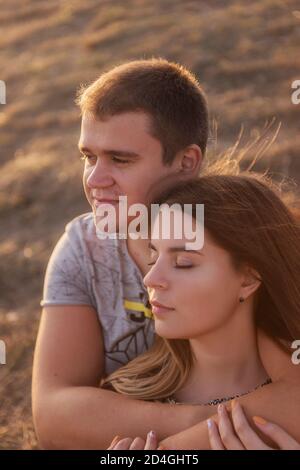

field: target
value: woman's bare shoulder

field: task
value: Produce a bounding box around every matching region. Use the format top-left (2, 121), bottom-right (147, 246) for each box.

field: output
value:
top-left (257, 329), bottom-right (300, 383)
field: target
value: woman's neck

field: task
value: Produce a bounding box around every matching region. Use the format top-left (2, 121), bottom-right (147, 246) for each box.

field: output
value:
top-left (174, 303), bottom-right (269, 405)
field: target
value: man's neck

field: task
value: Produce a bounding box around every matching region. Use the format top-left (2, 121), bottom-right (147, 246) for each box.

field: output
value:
top-left (126, 236), bottom-right (150, 277)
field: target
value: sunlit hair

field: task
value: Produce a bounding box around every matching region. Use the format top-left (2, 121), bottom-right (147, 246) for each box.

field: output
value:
top-left (101, 170), bottom-right (300, 401)
top-left (76, 58), bottom-right (208, 164)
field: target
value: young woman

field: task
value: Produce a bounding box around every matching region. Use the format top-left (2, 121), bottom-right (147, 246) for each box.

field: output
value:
top-left (101, 172), bottom-right (300, 450)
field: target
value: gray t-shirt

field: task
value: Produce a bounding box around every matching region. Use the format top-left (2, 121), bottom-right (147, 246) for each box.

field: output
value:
top-left (40, 212), bottom-right (155, 376)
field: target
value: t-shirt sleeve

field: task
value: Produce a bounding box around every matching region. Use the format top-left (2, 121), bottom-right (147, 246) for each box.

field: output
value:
top-left (40, 218), bottom-right (94, 308)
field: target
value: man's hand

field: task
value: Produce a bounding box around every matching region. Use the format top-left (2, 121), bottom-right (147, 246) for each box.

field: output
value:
top-left (207, 400), bottom-right (300, 450)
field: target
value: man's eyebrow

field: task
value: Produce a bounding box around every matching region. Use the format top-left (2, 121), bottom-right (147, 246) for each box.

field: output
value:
top-left (78, 146), bottom-right (140, 158)
top-left (148, 241), bottom-right (203, 255)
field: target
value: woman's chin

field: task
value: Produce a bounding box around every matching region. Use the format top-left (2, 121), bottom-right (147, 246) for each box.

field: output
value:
top-left (154, 323), bottom-right (185, 339)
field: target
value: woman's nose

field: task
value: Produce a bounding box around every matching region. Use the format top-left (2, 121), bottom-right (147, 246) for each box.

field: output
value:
top-left (143, 266), bottom-right (168, 289)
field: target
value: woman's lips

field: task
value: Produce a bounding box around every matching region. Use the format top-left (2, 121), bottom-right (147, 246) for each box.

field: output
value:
top-left (150, 300), bottom-right (175, 316)
top-left (151, 305), bottom-right (175, 315)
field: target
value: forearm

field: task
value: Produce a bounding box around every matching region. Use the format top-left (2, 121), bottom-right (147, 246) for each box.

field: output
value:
top-left (34, 386), bottom-right (208, 449)
top-left (159, 379), bottom-right (300, 450)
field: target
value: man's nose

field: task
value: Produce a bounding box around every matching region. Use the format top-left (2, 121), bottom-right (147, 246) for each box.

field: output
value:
top-left (86, 159), bottom-right (115, 189)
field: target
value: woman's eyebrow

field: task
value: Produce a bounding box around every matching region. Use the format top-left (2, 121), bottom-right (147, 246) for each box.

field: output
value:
top-left (148, 241), bottom-right (203, 255)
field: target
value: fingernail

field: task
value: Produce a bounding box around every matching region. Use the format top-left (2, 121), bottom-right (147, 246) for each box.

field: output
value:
top-left (207, 418), bottom-right (213, 430)
top-left (148, 430), bottom-right (156, 439)
top-left (253, 416), bottom-right (267, 426)
top-left (218, 404), bottom-right (224, 414)
top-left (231, 398), bottom-right (237, 409)
top-left (109, 435), bottom-right (121, 447)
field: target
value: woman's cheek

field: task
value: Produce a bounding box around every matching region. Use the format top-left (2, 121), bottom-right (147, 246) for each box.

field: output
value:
top-left (181, 270), bottom-right (227, 319)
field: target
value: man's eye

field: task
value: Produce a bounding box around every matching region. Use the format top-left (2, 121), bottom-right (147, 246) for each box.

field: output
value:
top-left (80, 154), bottom-right (94, 162)
top-left (111, 156), bottom-right (129, 164)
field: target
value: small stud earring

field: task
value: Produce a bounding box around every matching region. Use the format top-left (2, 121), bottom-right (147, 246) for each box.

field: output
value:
top-left (239, 297), bottom-right (245, 303)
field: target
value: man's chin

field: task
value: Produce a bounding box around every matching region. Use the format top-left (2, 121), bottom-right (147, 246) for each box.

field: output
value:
top-left (92, 213), bottom-right (127, 240)
top-left (95, 226), bottom-right (126, 240)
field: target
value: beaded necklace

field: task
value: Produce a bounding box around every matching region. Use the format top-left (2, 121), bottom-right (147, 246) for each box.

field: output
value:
top-left (166, 377), bottom-right (272, 406)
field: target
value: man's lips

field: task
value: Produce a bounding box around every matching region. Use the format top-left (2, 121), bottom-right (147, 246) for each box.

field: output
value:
top-left (92, 198), bottom-right (119, 206)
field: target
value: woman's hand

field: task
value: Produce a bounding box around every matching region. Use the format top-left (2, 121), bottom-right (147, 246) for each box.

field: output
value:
top-left (207, 400), bottom-right (300, 450)
top-left (107, 431), bottom-right (166, 450)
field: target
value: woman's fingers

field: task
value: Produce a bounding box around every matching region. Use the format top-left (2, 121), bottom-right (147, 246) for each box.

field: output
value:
top-left (231, 400), bottom-right (270, 450)
top-left (253, 416), bottom-right (300, 450)
top-left (217, 404), bottom-right (245, 450)
top-left (129, 437), bottom-right (147, 450)
top-left (113, 437), bottom-right (134, 450)
top-left (144, 430), bottom-right (158, 450)
top-left (107, 431), bottom-right (158, 450)
top-left (207, 418), bottom-right (225, 450)
top-left (208, 401), bottom-right (300, 451)
top-left (107, 435), bottom-right (121, 449)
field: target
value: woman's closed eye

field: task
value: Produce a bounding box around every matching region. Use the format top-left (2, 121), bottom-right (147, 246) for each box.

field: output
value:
top-left (174, 257), bottom-right (194, 269)
top-left (147, 257), bottom-right (194, 269)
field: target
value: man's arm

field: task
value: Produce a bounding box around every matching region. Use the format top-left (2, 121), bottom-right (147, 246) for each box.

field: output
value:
top-left (159, 333), bottom-right (300, 449)
top-left (32, 306), bottom-right (208, 449)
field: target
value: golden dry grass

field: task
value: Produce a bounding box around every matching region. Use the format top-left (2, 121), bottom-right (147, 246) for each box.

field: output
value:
top-left (0, 0), bottom-right (299, 449)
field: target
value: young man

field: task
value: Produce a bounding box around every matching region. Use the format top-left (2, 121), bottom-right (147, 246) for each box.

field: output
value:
top-left (32, 59), bottom-right (300, 449)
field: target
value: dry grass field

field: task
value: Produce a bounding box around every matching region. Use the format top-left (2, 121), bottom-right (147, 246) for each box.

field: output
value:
top-left (0, 0), bottom-right (299, 449)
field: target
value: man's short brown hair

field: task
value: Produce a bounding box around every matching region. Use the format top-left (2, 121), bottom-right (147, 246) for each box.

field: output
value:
top-left (76, 58), bottom-right (208, 165)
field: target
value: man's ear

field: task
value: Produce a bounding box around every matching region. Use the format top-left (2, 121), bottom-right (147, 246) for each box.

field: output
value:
top-left (239, 266), bottom-right (262, 300)
top-left (178, 144), bottom-right (203, 175)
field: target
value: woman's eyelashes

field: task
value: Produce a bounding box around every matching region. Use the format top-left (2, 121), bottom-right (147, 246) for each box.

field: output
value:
top-left (147, 258), bottom-right (194, 269)
top-left (175, 264), bottom-right (194, 269)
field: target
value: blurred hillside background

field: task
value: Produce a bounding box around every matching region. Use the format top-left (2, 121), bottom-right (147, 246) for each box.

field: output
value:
top-left (0, 0), bottom-right (299, 449)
